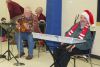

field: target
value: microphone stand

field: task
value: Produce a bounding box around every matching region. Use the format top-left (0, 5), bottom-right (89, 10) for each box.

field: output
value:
top-left (2, 24), bottom-right (25, 66)
top-left (74, 14), bottom-right (79, 24)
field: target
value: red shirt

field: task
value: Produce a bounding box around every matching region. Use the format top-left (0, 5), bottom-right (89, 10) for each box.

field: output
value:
top-left (38, 13), bottom-right (46, 22)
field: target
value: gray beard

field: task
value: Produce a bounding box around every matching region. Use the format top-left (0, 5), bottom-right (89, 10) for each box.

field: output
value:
top-left (80, 22), bottom-right (86, 29)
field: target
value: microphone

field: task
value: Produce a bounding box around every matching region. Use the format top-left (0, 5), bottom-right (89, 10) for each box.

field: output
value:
top-left (74, 14), bottom-right (79, 24)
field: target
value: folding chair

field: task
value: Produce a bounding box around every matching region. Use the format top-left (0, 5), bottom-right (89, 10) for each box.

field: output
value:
top-left (37, 22), bottom-right (46, 57)
top-left (72, 31), bottom-right (96, 67)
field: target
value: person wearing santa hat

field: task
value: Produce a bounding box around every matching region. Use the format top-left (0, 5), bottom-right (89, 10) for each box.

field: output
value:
top-left (53, 10), bottom-right (94, 67)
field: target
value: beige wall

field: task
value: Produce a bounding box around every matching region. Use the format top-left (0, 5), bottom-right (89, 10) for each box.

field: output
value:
top-left (0, 0), bottom-right (46, 21)
top-left (62, 0), bottom-right (100, 56)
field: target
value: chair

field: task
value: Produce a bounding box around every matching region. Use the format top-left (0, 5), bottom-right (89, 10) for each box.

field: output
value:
top-left (32, 39), bottom-right (45, 57)
top-left (37, 22), bottom-right (46, 57)
top-left (72, 31), bottom-right (96, 67)
top-left (72, 51), bottom-right (93, 67)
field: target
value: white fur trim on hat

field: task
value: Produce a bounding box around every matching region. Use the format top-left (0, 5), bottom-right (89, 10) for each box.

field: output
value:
top-left (81, 12), bottom-right (90, 23)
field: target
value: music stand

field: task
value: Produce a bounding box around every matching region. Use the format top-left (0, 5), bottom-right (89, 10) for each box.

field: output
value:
top-left (1, 24), bottom-right (25, 66)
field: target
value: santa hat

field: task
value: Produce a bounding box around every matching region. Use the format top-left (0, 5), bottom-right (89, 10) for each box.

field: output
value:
top-left (81, 10), bottom-right (94, 25)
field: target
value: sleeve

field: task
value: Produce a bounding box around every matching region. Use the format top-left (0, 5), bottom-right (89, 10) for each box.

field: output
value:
top-left (32, 15), bottom-right (41, 33)
top-left (84, 29), bottom-right (93, 48)
top-left (65, 23), bottom-right (76, 36)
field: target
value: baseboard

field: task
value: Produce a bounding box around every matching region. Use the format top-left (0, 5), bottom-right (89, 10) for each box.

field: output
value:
top-left (91, 54), bottom-right (100, 59)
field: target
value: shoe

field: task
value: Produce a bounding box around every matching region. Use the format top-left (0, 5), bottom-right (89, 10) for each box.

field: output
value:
top-left (15, 52), bottom-right (25, 58)
top-left (23, 44), bottom-right (28, 48)
top-left (26, 55), bottom-right (33, 60)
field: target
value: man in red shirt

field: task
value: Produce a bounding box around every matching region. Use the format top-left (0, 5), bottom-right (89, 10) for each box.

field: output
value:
top-left (35, 7), bottom-right (46, 46)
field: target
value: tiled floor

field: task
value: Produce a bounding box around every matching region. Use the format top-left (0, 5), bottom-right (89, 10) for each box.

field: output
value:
top-left (0, 41), bottom-right (100, 67)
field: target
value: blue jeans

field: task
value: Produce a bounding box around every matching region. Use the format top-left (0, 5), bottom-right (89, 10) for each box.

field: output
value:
top-left (15, 32), bottom-right (34, 56)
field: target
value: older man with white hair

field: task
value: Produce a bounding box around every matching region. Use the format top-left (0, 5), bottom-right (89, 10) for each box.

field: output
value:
top-left (15, 7), bottom-right (35, 60)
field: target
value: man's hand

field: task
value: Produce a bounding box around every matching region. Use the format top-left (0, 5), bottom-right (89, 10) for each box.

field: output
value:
top-left (23, 23), bottom-right (30, 30)
top-left (67, 45), bottom-right (76, 52)
top-left (66, 45), bottom-right (72, 49)
top-left (16, 21), bottom-right (20, 30)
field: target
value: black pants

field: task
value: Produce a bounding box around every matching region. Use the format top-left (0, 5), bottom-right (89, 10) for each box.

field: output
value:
top-left (39, 22), bottom-right (46, 33)
top-left (53, 45), bottom-right (89, 67)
